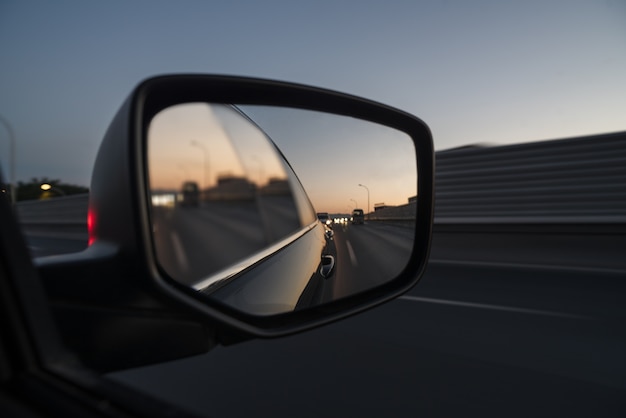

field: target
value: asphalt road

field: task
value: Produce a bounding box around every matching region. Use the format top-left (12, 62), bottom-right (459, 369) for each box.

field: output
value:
top-left (24, 225), bottom-right (626, 417)
top-left (152, 198), bottom-right (302, 285)
top-left (331, 222), bottom-right (413, 298)
top-left (106, 261), bottom-right (626, 417)
top-left (131, 207), bottom-right (416, 308)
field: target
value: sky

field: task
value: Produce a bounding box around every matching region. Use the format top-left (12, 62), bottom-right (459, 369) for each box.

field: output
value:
top-left (240, 106), bottom-right (417, 213)
top-left (148, 103), bottom-right (285, 191)
top-left (1, 0), bottom-right (625, 189)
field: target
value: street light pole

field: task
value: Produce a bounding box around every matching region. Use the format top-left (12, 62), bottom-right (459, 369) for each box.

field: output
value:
top-left (190, 141), bottom-right (209, 191)
top-left (350, 198), bottom-right (358, 209)
top-left (0, 114), bottom-right (16, 203)
top-left (358, 183), bottom-right (370, 220)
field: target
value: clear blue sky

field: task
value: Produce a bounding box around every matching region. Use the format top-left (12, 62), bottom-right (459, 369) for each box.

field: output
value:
top-left (1, 0), bottom-right (625, 187)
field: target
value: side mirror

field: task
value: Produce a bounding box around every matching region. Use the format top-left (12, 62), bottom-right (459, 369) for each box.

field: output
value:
top-left (147, 101), bottom-right (424, 316)
top-left (38, 75), bottom-right (433, 371)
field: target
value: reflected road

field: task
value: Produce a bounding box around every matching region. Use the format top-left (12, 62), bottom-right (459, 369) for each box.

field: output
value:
top-left (154, 206), bottom-right (415, 298)
top-left (330, 222), bottom-right (413, 298)
top-left (152, 196), bottom-right (302, 285)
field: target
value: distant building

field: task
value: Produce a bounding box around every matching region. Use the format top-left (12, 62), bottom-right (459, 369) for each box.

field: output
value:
top-left (206, 175), bottom-right (255, 201)
top-left (374, 203), bottom-right (390, 211)
top-left (260, 177), bottom-right (291, 196)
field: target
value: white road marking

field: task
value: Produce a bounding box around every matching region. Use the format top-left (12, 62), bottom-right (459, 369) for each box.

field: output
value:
top-left (170, 231), bottom-right (189, 273)
top-left (399, 295), bottom-right (591, 319)
top-left (346, 240), bottom-right (358, 267)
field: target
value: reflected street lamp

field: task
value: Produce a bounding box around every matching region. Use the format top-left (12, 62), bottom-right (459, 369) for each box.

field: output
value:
top-left (358, 183), bottom-right (370, 220)
top-left (190, 140), bottom-right (209, 191)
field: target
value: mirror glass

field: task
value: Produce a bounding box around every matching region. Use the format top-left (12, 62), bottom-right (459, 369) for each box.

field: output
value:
top-left (147, 103), bottom-right (418, 316)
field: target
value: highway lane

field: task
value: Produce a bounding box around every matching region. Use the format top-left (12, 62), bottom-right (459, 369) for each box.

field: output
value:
top-left (152, 203), bottom-right (269, 284)
top-left (26, 226), bottom-right (626, 320)
top-left (150, 197), bottom-right (303, 285)
top-left (108, 261), bottom-right (626, 417)
top-left (27, 226), bottom-right (625, 321)
top-left (138, 210), bottom-right (417, 303)
top-left (331, 222), bottom-right (413, 298)
top-left (23, 227), bottom-right (626, 415)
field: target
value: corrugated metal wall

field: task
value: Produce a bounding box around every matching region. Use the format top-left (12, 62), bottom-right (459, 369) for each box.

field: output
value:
top-left (434, 131), bottom-right (626, 222)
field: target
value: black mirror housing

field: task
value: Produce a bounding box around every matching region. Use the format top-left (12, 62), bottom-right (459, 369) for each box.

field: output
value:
top-left (38, 75), bottom-right (434, 371)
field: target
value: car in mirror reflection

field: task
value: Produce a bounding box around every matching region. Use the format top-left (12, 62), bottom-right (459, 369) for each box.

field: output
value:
top-left (351, 208), bottom-right (365, 224)
top-left (180, 181), bottom-right (200, 207)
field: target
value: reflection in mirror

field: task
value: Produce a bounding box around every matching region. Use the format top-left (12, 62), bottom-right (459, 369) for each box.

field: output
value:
top-left (147, 104), bottom-right (417, 316)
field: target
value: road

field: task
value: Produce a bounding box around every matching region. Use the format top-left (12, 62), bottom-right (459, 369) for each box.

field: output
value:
top-left (24, 225), bottom-right (626, 417)
top-left (152, 204), bottom-right (414, 293)
top-left (106, 260), bottom-right (626, 417)
top-left (330, 222), bottom-right (413, 298)
top-left (151, 197), bottom-right (302, 285)
top-left (103, 204), bottom-right (417, 308)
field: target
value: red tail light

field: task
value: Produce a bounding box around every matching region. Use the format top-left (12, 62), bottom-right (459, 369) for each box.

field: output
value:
top-left (87, 207), bottom-right (95, 246)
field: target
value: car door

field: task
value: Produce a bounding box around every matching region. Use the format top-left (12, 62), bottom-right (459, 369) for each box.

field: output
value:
top-left (0, 172), bottom-right (215, 418)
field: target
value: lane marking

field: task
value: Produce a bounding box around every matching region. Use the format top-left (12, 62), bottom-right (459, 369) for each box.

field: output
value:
top-left (399, 295), bottom-right (591, 319)
top-left (170, 231), bottom-right (189, 273)
top-left (346, 240), bottom-right (358, 267)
